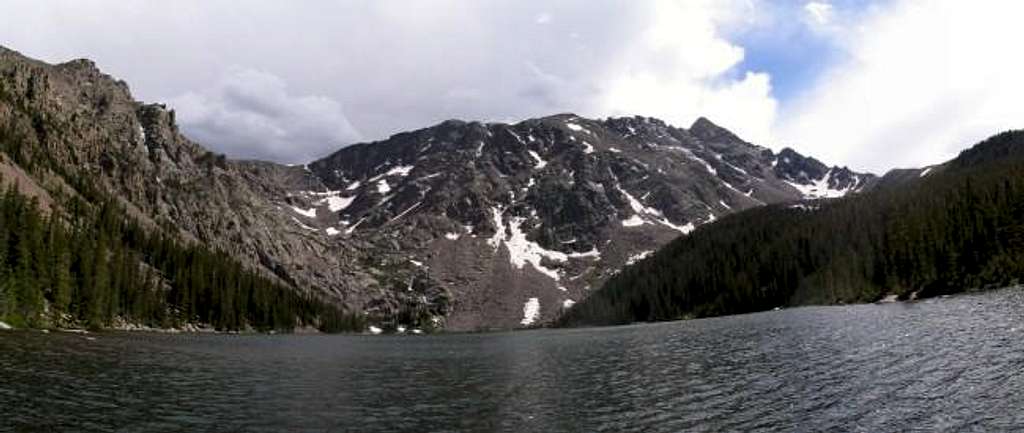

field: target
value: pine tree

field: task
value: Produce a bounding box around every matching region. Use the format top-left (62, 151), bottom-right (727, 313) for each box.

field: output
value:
top-left (49, 220), bottom-right (73, 321)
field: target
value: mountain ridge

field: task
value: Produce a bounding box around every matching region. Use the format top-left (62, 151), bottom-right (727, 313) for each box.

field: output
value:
top-left (0, 46), bottom-right (876, 331)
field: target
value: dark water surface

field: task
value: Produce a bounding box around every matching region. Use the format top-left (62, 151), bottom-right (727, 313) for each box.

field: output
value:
top-left (2, 289), bottom-right (1024, 432)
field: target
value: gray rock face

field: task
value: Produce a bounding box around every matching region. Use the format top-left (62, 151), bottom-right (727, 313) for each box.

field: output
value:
top-left (297, 113), bottom-right (876, 329)
top-left (0, 46), bottom-right (876, 331)
top-left (772, 148), bottom-right (875, 198)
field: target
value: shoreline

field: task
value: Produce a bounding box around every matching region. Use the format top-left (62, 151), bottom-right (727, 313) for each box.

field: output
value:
top-left (4, 286), bottom-right (1019, 338)
top-left (558, 285), bottom-right (1024, 331)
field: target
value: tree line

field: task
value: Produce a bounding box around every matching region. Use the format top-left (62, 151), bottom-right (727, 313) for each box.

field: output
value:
top-left (0, 182), bottom-right (364, 332)
top-left (559, 130), bottom-right (1024, 327)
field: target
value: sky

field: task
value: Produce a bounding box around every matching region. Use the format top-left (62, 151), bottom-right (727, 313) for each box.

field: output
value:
top-left (2, 0), bottom-right (1023, 173)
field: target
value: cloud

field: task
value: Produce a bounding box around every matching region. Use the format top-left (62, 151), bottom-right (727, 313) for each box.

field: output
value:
top-left (0, 0), bottom-right (781, 164)
top-left (168, 68), bottom-right (361, 163)
top-left (804, 2), bottom-right (834, 25)
top-left (9, 0), bottom-right (1019, 174)
top-left (775, 0), bottom-right (1024, 173)
top-left (596, 0), bottom-right (778, 145)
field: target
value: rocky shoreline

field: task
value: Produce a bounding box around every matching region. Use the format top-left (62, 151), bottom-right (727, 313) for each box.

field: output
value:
top-left (0, 318), bottom-right (427, 336)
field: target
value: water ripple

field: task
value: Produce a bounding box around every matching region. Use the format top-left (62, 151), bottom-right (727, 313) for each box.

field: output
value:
top-left (2, 288), bottom-right (1024, 432)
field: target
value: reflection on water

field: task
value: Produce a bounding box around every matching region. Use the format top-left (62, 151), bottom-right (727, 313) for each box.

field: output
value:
top-left (2, 288), bottom-right (1024, 432)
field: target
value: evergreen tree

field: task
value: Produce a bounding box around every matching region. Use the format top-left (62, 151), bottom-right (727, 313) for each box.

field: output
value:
top-left (561, 130), bottom-right (1024, 327)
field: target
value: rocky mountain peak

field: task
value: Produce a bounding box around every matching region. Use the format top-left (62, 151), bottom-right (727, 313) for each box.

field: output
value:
top-left (773, 147), bottom-right (873, 199)
top-left (57, 58), bottom-right (99, 71)
top-left (688, 116), bottom-right (739, 142)
top-left (291, 110), bottom-right (877, 329)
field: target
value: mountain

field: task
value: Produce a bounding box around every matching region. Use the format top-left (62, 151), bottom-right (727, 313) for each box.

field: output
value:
top-left (559, 130), bottom-right (1024, 327)
top-left (0, 46), bottom-right (874, 331)
top-left (290, 114), bottom-right (874, 329)
top-left (0, 48), bottom-right (366, 332)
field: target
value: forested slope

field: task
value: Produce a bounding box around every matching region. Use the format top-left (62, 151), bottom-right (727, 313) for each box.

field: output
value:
top-left (0, 178), bottom-right (363, 332)
top-left (0, 47), bottom-right (367, 332)
top-left (560, 131), bottom-right (1024, 327)
top-left (0, 119), bottom-right (363, 331)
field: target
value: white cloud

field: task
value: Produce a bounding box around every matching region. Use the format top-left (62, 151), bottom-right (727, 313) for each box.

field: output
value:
top-left (168, 68), bottom-right (361, 163)
top-left (0, 0), bottom-right (779, 163)
top-left (804, 1), bottom-right (834, 25)
top-left (596, 0), bottom-right (778, 145)
top-left (776, 0), bottom-right (1024, 173)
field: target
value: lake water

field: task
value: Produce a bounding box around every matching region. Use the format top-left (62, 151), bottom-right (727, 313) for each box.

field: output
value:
top-left (2, 288), bottom-right (1024, 432)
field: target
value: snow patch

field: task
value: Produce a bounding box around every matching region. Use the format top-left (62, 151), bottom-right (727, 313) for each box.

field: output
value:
top-left (785, 169), bottom-right (854, 199)
top-left (521, 298), bottom-right (541, 326)
top-left (376, 180), bottom-right (392, 194)
top-left (626, 250), bottom-right (654, 266)
top-left (346, 181), bottom-right (361, 191)
top-left (562, 299), bottom-right (576, 309)
top-left (506, 129), bottom-right (524, 143)
top-left (325, 227), bottom-right (341, 236)
top-left (368, 326), bottom-right (383, 335)
top-left (291, 206), bottom-right (317, 218)
top-left (385, 165), bottom-right (414, 177)
top-left (622, 214), bottom-right (646, 227)
top-left (304, 189), bottom-right (355, 212)
top-left (487, 207), bottom-right (506, 250)
top-left (716, 155), bottom-right (749, 175)
top-left (389, 202), bottom-right (422, 223)
top-left (719, 200), bottom-right (732, 210)
top-left (790, 203), bottom-right (820, 211)
top-left (615, 183), bottom-right (693, 233)
top-left (608, 147), bottom-right (621, 153)
top-left (617, 185), bottom-right (662, 217)
top-left (582, 141), bottom-right (594, 154)
top-left (920, 167), bottom-right (932, 177)
top-left (722, 180), bottom-right (745, 196)
top-left (489, 211), bottom-right (598, 282)
top-left (503, 217), bottom-right (566, 281)
top-left (528, 150), bottom-right (547, 169)
top-left (565, 122), bottom-right (592, 135)
top-left (345, 217), bottom-right (367, 235)
top-left (291, 217), bottom-right (318, 231)
top-left (690, 155), bottom-right (717, 175)
top-left (444, 232), bottom-right (460, 240)
top-left (322, 195), bottom-right (355, 212)
top-left (661, 220), bottom-right (696, 235)
top-left (566, 247), bottom-right (601, 260)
